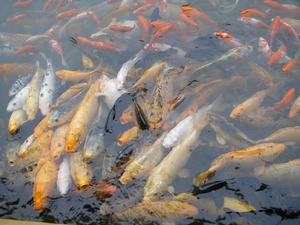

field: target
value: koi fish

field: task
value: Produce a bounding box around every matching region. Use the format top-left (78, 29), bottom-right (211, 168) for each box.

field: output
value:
top-left (289, 96), bottom-right (300, 119)
top-left (214, 31), bottom-right (242, 47)
top-left (238, 17), bottom-right (269, 29)
top-left (34, 158), bottom-right (57, 210)
top-left (8, 109), bottom-right (28, 134)
top-left (26, 62), bottom-right (44, 120)
top-left (14, 0), bottom-right (34, 8)
top-left (257, 126), bottom-right (300, 146)
top-left (7, 83), bottom-right (30, 112)
top-left (9, 74), bottom-right (32, 96)
top-left (50, 124), bottom-right (68, 160)
top-left (270, 16), bottom-right (281, 47)
top-left (66, 81), bottom-right (99, 152)
top-left (49, 39), bottom-right (68, 67)
top-left (267, 88), bottom-right (295, 111)
top-left (118, 126), bottom-right (140, 145)
top-left (39, 57), bottom-right (56, 115)
top-left (240, 8), bottom-right (268, 18)
top-left (70, 151), bottom-right (92, 189)
top-left (282, 53), bottom-right (300, 73)
top-left (193, 143), bottom-right (285, 186)
top-left (57, 156), bottom-right (72, 195)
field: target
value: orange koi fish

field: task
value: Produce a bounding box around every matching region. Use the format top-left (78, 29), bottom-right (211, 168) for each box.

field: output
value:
top-left (77, 36), bottom-right (120, 52)
top-left (147, 23), bottom-right (179, 49)
top-left (282, 55), bottom-right (300, 73)
top-left (56, 10), bottom-right (81, 20)
top-left (270, 16), bottom-right (280, 47)
top-left (14, 0), bottom-right (34, 8)
top-left (240, 8), bottom-right (268, 18)
top-left (137, 15), bottom-right (150, 40)
top-left (214, 31), bottom-right (242, 47)
top-left (109, 24), bottom-right (135, 32)
top-left (268, 88), bottom-right (295, 111)
top-left (181, 5), bottom-right (218, 27)
top-left (178, 12), bottom-right (201, 31)
top-left (5, 13), bottom-right (27, 23)
top-left (268, 43), bottom-right (286, 65)
top-left (15, 44), bottom-right (39, 56)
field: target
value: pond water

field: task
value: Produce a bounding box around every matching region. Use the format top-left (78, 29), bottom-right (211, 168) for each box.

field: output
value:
top-left (0, 0), bottom-right (300, 224)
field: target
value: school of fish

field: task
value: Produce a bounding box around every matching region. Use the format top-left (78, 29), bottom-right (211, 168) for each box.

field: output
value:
top-left (0, 0), bottom-right (300, 224)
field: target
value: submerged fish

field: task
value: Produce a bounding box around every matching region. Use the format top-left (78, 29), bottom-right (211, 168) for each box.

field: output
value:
top-left (34, 158), bottom-right (57, 210)
top-left (57, 156), bottom-right (72, 195)
top-left (257, 126), bottom-right (300, 146)
top-left (113, 200), bottom-right (198, 224)
top-left (193, 143), bottom-right (285, 187)
top-left (144, 115), bottom-right (209, 200)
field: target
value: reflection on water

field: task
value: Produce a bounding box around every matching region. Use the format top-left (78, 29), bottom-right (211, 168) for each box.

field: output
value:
top-left (0, 0), bottom-right (300, 224)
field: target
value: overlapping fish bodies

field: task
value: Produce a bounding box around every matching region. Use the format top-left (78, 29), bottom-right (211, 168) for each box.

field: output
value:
top-left (1, 0), bottom-right (300, 224)
top-left (193, 143), bottom-right (286, 187)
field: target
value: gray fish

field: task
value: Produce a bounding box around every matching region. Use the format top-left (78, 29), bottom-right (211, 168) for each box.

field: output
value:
top-left (48, 89), bottom-right (86, 128)
top-left (209, 113), bottom-right (255, 149)
top-left (83, 102), bottom-right (109, 161)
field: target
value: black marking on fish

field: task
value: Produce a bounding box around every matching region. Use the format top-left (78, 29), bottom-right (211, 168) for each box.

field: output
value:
top-left (132, 97), bottom-right (149, 130)
top-left (192, 180), bottom-right (228, 195)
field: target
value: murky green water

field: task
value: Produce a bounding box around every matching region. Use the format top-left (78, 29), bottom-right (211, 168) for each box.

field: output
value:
top-left (0, 0), bottom-right (300, 224)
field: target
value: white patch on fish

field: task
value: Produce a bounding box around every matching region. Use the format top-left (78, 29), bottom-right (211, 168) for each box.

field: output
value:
top-left (39, 58), bottom-right (56, 115)
top-left (18, 134), bottom-right (35, 157)
top-left (9, 74), bottom-right (32, 96)
top-left (116, 49), bottom-right (145, 89)
top-left (57, 156), bottom-right (72, 195)
top-left (7, 83), bottom-right (30, 112)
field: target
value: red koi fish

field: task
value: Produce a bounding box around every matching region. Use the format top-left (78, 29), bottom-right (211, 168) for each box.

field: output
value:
top-left (240, 8), bottom-right (268, 18)
top-left (268, 88), bottom-right (295, 111)
top-left (15, 45), bottom-right (39, 55)
top-left (14, 0), bottom-right (34, 8)
top-left (238, 17), bottom-right (270, 29)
